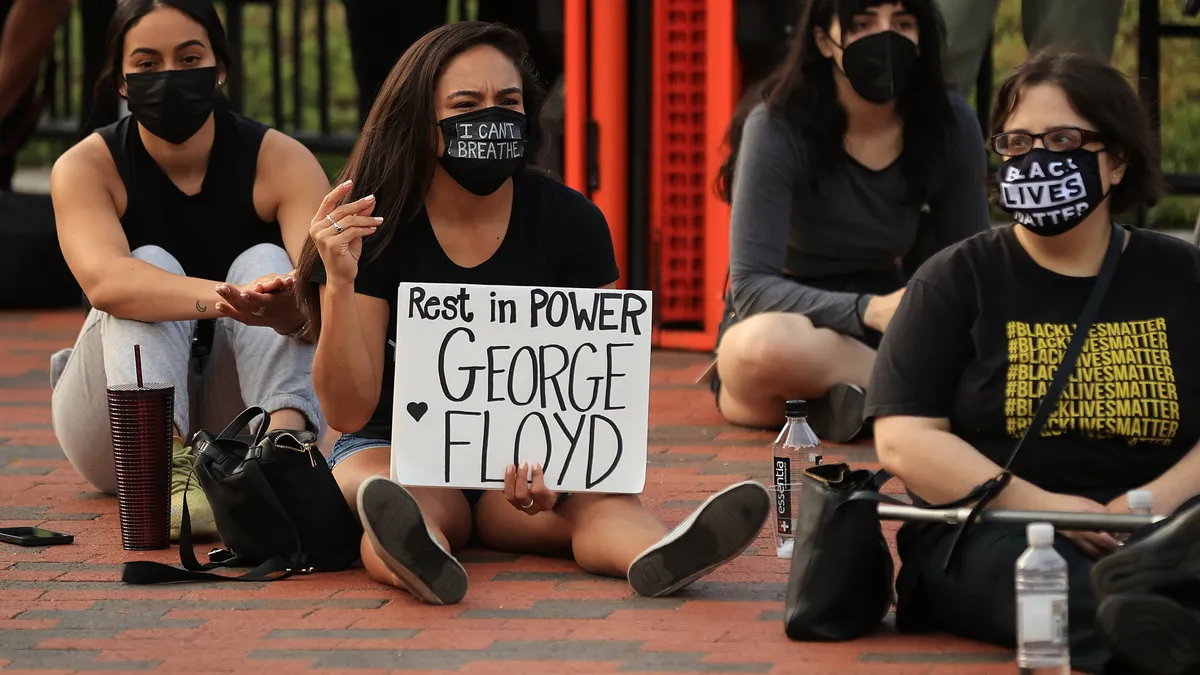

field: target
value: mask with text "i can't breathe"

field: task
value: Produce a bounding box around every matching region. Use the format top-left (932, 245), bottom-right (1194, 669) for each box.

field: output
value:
top-left (997, 148), bottom-right (1108, 237)
top-left (437, 107), bottom-right (527, 196)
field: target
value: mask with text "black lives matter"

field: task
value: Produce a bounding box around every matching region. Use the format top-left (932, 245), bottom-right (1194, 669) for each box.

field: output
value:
top-left (997, 148), bottom-right (1107, 237)
top-left (438, 107), bottom-right (527, 196)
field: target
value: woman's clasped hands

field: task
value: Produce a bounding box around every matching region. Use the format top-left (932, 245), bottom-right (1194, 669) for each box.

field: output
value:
top-left (214, 274), bottom-right (298, 329)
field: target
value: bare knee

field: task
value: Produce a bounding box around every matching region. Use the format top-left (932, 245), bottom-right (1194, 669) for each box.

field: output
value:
top-left (718, 313), bottom-right (824, 389)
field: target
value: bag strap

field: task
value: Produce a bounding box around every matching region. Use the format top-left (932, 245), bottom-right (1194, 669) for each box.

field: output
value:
top-left (121, 460), bottom-right (308, 585)
top-left (939, 221), bottom-right (1125, 570)
top-left (840, 470), bottom-right (1012, 511)
top-left (216, 406), bottom-right (270, 446)
top-left (997, 225), bottom-right (1124, 471)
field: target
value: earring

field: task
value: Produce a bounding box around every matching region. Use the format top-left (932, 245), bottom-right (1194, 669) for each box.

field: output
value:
top-left (218, 79), bottom-right (224, 86)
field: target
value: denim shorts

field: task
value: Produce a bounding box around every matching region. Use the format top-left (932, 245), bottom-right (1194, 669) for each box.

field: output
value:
top-left (327, 433), bottom-right (486, 509)
top-left (326, 433), bottom-right (390, 471)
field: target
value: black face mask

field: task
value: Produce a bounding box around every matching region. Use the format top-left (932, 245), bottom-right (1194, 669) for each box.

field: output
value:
top-left (838, 31), bottom-right (918, 104)
top-left (125, 67), bottom-right (221, 145)
top-left (997, 148), bottom-right (1107, 237)
top-left (437, 107), bottom-right (527, 196)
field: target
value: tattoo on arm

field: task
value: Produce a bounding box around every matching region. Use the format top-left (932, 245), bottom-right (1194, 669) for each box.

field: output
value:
top-left (196, 299), bottom-right (207, 313)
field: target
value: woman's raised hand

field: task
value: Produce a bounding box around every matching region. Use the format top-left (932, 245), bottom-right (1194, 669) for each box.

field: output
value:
top-left (309, 179), bottom-right (382, 284)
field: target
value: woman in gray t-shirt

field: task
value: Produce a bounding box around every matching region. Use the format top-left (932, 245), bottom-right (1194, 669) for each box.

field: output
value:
top-left (708, 0), bottom-right (991, 441)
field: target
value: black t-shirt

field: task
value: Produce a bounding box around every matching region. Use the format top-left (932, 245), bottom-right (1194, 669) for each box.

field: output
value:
top-left (310, 170), bottom-right (620, 439)
top-left (864, 225), bottom-right (1200, 505)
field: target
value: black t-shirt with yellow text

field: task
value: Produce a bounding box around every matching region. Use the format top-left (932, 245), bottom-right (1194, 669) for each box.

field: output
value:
top-left (864, 225), bottom-right (1200, 504)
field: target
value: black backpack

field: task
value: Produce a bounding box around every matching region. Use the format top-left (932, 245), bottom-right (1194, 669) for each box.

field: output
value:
top-left (122, 407), bottom-right (362, 584)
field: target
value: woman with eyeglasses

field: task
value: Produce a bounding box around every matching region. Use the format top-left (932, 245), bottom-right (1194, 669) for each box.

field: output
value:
top-left (709, 0), bottom-right (990, 443)
top-left (865, 50), bottom-right (1200, 674)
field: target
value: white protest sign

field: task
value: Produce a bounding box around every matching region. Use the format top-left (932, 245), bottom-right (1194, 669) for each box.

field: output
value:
top-left (391, 282), bottom-right (652, 494)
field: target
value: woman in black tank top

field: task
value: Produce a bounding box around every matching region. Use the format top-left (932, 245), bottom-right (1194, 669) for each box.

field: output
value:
top-left (47, 0), bottom-right (329, 542)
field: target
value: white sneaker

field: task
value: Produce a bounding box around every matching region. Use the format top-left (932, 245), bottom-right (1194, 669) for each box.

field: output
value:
top-left (627, 480), bottom-right (772, 597)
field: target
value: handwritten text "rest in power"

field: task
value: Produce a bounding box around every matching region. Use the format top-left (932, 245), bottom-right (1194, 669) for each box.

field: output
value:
top-left (407, 286), bottom-right (648, 335)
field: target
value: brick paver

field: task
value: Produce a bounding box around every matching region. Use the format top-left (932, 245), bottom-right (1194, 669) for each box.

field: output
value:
top-left (0, 310), bottom-right (1014, 674)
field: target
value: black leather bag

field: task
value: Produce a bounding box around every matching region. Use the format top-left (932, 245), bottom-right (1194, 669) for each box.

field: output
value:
top-left (783, 222), bottom-right (1126, 641)
top-left (122, 407), bottom-right (362, 584)
top-left (783, 464), bottom-right (895, 641)
top-left (783, 464), bottom-right (1010, 641)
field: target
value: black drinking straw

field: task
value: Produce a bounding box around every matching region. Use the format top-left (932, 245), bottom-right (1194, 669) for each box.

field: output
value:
top-left (134, 344), bottom-right (144, 388)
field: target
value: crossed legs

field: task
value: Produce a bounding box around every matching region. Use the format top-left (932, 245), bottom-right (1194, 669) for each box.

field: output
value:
top-left (714, 312), bottom-right (875, 438)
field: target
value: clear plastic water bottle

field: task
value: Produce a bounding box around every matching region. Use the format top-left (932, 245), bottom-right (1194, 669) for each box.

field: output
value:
top-left (772, 399), bottom-right (822, 559)
top-left (1117, 489), bottom-right (1154, 545)
top-left (1015, 522), bottom-right (1071, 674)
top-left (1128, 489), bottom-right (1154, 516)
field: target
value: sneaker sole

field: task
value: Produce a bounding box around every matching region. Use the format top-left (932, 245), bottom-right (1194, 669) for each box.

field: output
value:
top-left (627, 481), bottom-right (771, 598)
top-left (1098, 594), bottom-right (1200, 675)
top-left (357, 477), bottom-right (468, 605)
top-left (1092, 504), bottom-right (1200, 598)
top-left (808, 383), bottom-right (866, 444)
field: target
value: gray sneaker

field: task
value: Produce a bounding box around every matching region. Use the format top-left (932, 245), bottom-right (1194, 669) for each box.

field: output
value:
top-left (807, 382), bottom-right (867, 444)
top-left (357, 476), bottom-right (469, 605)
top-left (1097, 593), bottom-right (1200, 675)
top-left (627, 480), bottom-right (771, 597)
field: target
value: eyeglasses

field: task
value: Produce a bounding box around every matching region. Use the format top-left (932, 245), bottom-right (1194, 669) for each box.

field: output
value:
top-left (990, 127), bottom-right (1106, 157)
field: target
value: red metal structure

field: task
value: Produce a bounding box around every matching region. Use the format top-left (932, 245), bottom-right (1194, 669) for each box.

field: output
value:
top-left (564, 0), bottom-right (738, 352)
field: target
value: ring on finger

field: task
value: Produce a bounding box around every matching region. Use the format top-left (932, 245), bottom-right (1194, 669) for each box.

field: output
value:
top-left (521, 498), bottom-right (535, 510)
top-left (326, 214), bottom-right (343, 233)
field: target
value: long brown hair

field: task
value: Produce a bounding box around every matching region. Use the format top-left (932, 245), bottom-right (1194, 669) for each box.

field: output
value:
top-left (716, 0), bottom-right (953, 206)
top-left (293, 21), bottom-right (547, 338)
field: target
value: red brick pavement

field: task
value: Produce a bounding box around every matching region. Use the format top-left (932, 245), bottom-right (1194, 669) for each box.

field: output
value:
top-left (0, 310), bottom-right (1014, 674)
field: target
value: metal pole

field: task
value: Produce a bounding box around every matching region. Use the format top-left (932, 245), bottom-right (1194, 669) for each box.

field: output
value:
top-left (877, 504), bottom-right (1164, 533)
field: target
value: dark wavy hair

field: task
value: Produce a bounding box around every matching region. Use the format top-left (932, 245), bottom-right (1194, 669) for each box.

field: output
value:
top-left (990, 49), bottom-right (1166, 215)
top-left (97, 0), bottom-right (234, 98)
top-left (294, 21), bottom-right (547, 338)
top-left (716, 0), bottom-right (954, 205)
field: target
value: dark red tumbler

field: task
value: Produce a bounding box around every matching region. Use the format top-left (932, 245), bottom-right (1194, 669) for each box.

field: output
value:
top-left (107, 382), bottom-right (174, 551)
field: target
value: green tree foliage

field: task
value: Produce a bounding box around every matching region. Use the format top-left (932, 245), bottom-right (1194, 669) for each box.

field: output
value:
top-left (19, 0), bottom-right (1199, 227)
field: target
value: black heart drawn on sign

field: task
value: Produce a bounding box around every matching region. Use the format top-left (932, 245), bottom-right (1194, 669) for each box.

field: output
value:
top-left (406, 402), bottom-right (428, 422)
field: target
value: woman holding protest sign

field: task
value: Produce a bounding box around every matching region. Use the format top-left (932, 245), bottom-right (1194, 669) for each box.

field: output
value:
top-left (709, 0), bottom-right (991, 442)
top-left (294, 21), bottom-right (772, 605)
top-left (866, 51), bottom-right (1200, 674)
